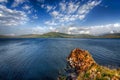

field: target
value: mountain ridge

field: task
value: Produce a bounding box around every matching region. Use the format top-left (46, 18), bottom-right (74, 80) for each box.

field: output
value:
top-left (0, 32), bottom-right (120, 38)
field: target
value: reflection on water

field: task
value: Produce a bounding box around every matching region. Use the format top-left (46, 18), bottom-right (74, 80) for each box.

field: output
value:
top-left (0, 38), bottom-right (120, 80)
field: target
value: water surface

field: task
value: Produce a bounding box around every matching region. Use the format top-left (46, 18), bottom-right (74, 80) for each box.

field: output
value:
top-left (0, 38), bottom-right (120, 80)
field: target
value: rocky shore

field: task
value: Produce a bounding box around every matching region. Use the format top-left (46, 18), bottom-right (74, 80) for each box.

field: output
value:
top-left (58, 48), bottom-right (120, 80)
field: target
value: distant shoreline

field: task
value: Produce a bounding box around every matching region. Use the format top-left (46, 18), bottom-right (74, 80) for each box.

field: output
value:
top-left (0, 32), bottom-right (120, 38)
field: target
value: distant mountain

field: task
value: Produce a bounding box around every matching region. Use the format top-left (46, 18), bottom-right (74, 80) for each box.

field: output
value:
top-left (25, 32), bottom-right (95, 38)
top-left (100, 33), bottom-right (120, 38)
top-left (19, 32), bottom-right (74, 38)
top-left (19, 34), bottom-right (42, 38)
top-left (38, 32), bottom-right (74, 38)
top-left (0, 35), bottom-right (14, 38)
top-left (20, 32), bottom-right (94, 38)
top-left (0, 32), bottom-right (120, 38)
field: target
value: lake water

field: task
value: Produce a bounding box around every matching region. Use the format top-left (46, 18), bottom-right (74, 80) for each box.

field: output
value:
top-left (0, 38), bottom-right (120, 80)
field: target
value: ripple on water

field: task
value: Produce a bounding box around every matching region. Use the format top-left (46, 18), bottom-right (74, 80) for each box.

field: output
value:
top-left (0, 38), bottom-right (119, 80)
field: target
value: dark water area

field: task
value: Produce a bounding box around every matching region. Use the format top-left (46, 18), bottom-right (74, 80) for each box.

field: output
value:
top-left (0, 38), bottom-right (120, 80)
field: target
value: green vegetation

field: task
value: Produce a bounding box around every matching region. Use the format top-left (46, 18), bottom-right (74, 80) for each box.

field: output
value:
top-left (38, 32), bottom-right (74, 38)
top-left (80, 64), bottom-right (120, 80)
top-left (20, 32), bottom-right (95, 38)
top-left (59, 48), bottom-right (120, 80)
top-left (0, 32), bottom-right (120, 38)
top-left (100, 33), bottom-right (120, 38)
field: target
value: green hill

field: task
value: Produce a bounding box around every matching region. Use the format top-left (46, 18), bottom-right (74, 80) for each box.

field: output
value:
top-left (100, 33), bottom-right (120, 38)
top-left (20, 32), bottom-right (94, 38)
top-left (0, 35), bottom-right (14, 38)
top-left (38, 32), bottom-right (74, 38)
top-left (0, 32), bottom-right (120, 38)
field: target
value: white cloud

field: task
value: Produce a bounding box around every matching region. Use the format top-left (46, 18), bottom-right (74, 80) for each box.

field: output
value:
top-left (79, 15), bottom-right (85, 20)
top-left (59, 2), bottom-right (66, 11)
top-left (32, 26), bottom-right (47, 34)
top-left (32, 26), bottom-right (56, 34)
top-left (114, 23), bottom-right (119, 27)
top-left (77, 0), bottom-right (101, 20)
top-left (12, 0), bottom-right (25, 7)
top-left (4, 33), bottom-right (16, 36)
top-left (46, 5), bottom-right (52, 12)
top-left (48, 23), bottom-right (120, 35)
top-left (41, 4), bottom-right (44, 8)
top-left (89, 23), bottom-right (120, 35)
top-left (27, 10), bottom-right (32, 14)
top-left (45, 20), bottom-right (57, 26)
top-left (58, 26), bottom-right (91, 34)
top-left (50, 11), bottom-right (59, 17)
top-left (4, 23), bottom-right (119, 35)
top-left (0, 0), bottom-right (7, 3)
top-left (42, 0), bottom-right (101, 26)
top-left (32, 14), bottom-right (38, 19)
top-left (67, 1), bottom-right (80, 14)
top-left (0, 5), bottom-right (28, 27)
top-left (79, 31), bottom-right (90, 34)
top-left (41, 4), bottom-right (57, 13)
top-left (22, 4), bottom-right (31, 10)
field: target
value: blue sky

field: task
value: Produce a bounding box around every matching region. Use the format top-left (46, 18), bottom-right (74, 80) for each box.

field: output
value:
top-left (0, 0), bottom-right (120, 35)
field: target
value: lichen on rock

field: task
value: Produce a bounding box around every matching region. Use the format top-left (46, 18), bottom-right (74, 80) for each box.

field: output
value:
top-left (58, 48), bottom-right (120, 80)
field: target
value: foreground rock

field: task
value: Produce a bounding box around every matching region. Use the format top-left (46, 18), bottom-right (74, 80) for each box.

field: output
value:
top-left (58, 48), bottom-right (120, 80)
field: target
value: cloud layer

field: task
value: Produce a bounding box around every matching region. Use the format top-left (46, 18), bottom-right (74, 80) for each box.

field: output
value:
top-left (33, 23), bottom-right (120, 35)
top-left (0, 5), bottom-right (28, 27)
top-left (0, 0), bottom-right (120, 35)
top-left (12, 0), bottom-right (25, 7)
top-left (42, 0), bottom-right (101, 26)
top-left (0, 0), bottom-right (7, 3)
